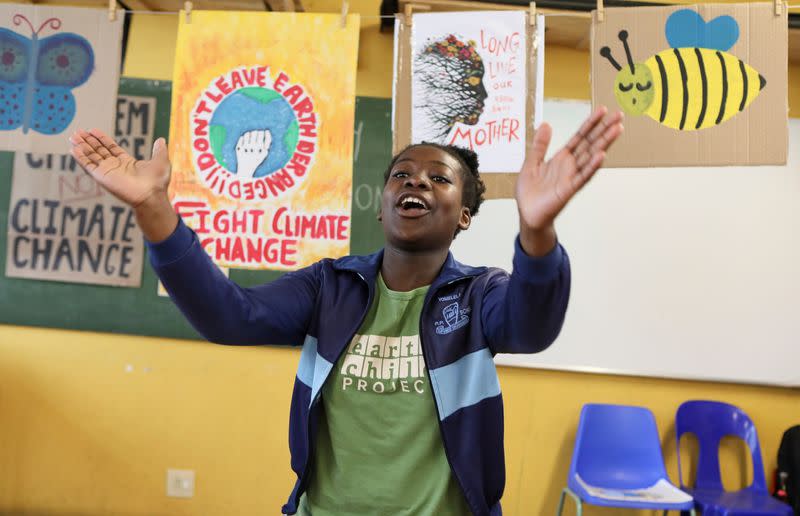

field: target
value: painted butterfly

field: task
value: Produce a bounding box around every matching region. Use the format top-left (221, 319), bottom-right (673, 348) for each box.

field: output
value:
top-left (0, 14), bottom-right (94, 135)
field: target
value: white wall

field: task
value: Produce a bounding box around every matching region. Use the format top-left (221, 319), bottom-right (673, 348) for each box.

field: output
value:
top-left (452, 99), bottom-right (800, 386)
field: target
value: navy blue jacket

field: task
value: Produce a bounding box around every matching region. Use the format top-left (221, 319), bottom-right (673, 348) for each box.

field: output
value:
top-left (148, 219), bottom-right (571, 516)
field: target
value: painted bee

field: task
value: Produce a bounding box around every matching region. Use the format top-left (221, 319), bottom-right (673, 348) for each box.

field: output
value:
top-left (599, 9), bottom-right (766, 131)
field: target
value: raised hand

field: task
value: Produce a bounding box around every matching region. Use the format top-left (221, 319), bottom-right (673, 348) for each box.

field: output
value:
top-left (235, 129), bottom-right (272, 178)
top-left (516, 106), bottom-right (624, 255)
top-left (69, 129), bottom-right (177, 242)
top-left (69, 129), bottom-right (172, 208)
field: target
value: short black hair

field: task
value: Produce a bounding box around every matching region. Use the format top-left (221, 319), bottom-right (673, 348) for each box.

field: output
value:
top-left (383, 142), bottom-right (486, 223)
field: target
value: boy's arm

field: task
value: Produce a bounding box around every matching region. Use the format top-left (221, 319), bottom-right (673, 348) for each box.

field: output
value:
top-left (481, 107), bottom-right (621, 353)
top-left (67, 131), bottom-right (319, 346)
top-left (481, 237), bottom-right (570, 354)
top-left (149, 218), bottom-right (319, 346)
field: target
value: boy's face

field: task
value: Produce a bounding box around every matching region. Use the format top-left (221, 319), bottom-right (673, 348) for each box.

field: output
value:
top-left (380, 146), bottom-right (471, 251)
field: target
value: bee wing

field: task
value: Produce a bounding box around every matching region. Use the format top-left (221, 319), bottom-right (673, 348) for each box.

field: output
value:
top-left (665, 9), bottom-right (739, 52)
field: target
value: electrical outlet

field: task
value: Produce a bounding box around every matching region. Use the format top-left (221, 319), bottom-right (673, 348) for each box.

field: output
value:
top-left (166, 468), bottom-right (195, 498)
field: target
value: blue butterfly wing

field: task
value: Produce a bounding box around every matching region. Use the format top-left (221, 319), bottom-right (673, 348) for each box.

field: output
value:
top-left (26, 34), bottom-right (92, 134)
top-left (36, 33), bottom-right (94, 87)
top-left (0, 28), bottom-right (31, 83)
top-left (665, 9), bottom-right (739, 51)
top-left (0, 28), bottom-right (31, 131)
top-left (0, 82), bottom-right (25, 131)
top-left (30, 85), bottom-right (75, 134)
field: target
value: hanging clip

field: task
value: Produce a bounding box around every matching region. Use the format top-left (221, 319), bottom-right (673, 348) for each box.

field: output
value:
top-left (108, 0), bottom-right (117, 22)
top-left (340, 0), bottom-right (349, 28)
top-left (774, 0), bottom-right (783, 16)
top-left (184, 1), bottom-right (193, 24)
top-left (403, 3), bottom-right (430, 27)
top-left (597, 0), bottom-right (604, 22)
top-left (404, 3), bottom-right (414, 27)
top-left (529, 2), bottom-right (536, 27)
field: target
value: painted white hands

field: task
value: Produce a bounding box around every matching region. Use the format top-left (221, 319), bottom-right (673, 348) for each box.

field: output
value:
top-left (235, 129), bottom-right (272, 178)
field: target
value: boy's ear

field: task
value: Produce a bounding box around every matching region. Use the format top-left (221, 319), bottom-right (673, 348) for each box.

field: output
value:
top-left (458, 206), bottom-right (471, 231)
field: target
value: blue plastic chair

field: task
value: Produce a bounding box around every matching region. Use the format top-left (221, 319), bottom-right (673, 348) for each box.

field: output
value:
top-left (557, 403), bottom-right (696, 516)
top-left (675, 400), bottom-right (793, 516)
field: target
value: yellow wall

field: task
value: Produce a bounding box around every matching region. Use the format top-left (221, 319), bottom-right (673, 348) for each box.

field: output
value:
top-left (2, 3), bottom-right (800, 515)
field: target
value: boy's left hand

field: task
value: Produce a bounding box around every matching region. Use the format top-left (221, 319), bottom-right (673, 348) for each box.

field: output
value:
top-left (516, 106), bottom-right (623, 256)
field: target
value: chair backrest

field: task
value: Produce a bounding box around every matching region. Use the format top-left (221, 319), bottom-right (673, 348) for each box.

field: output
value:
top-left (568, 403), bottom-right (670, 490)
top-left (675, 400), bottom-right (767, 492)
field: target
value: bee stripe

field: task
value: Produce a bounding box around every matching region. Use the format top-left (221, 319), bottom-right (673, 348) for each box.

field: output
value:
top-left (673, 49), bottom-right (689, 130)
top-left (738, 59), bottom-right (748, 112)
top-left (694, 48), bottom-right (708, 129)
top-left (655, 54), bottom-right (668, 123)
top-left (716, 51), bottom-right (727, 125)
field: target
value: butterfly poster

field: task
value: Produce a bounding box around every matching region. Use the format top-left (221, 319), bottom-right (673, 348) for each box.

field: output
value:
top-left (4, 89), bottom-right (158, 287)
top-left (592, 3), bottom-right (788, 167)
top-left (0, 4), bottom-right (122, 154)
top-left (393, 10), bottom-right (544, 199)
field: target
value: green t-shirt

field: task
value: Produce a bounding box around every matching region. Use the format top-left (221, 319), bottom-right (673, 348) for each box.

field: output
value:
top-left (298, 275), bottom-right (470, 516)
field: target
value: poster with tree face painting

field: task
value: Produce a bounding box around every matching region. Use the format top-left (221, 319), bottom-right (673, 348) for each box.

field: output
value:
top-left (410, 11), bottom-right (528, 173)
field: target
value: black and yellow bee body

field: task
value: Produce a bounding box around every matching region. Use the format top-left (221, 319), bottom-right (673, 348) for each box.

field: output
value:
top-left (599, 10), bottom-right (766, 132)
top-left (644, 47), bottom-right (764, 130)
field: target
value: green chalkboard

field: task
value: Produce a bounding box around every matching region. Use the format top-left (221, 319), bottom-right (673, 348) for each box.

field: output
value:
top-left (0, 79), bottom-right (392, 340)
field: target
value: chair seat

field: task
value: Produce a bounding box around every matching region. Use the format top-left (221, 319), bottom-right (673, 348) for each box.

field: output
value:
top-left (570, 474), bottom-right (695, 510)
top-left (684, 487), bottom-right (793, 516)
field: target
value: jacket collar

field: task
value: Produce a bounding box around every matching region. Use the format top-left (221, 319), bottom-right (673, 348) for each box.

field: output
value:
top-left (332, 248), bottom-right (488, 290)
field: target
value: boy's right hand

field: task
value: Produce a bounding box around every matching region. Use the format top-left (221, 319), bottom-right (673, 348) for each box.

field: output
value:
top-left (69, 129), bottom-right (178, 243)
top-left (69, 129), bottom-right (172, 209)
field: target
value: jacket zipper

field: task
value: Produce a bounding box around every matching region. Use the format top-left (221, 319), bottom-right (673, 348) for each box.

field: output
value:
top-left (295, 271), bottom-right (375, 509)
top-left (418, 277), bottom-right (477, 516)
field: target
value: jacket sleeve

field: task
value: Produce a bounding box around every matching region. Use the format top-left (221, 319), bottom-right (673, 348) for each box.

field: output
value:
top-left (147, 218), bottom-right (320, 346)
top-left (480, 236), bottom-right (571, 354)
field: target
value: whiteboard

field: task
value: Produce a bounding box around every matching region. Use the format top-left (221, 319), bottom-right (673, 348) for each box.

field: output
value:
top-left (451, 99), bottom-right (800, 387)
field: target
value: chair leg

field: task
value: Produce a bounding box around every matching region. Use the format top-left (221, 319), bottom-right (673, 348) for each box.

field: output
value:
top-left (665, 508), bottom-right (696, 516)
top-left (556, 488), bottom-right (582, 516)
top-left (556, 489), bottom-right (566, 516)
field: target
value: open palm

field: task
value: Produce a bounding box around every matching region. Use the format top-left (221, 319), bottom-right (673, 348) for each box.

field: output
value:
top-left (69, 129), bottom-right (171, 208)
top-left (516, 107), bottom-right (623, 231)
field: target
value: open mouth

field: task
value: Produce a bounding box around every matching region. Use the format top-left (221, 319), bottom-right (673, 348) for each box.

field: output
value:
top-left (396, 193), bottom-right (430, 217)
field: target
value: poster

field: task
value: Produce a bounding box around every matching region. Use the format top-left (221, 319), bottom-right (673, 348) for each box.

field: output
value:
top-left (5, 94), bottom-right (154, 286)
top-left (169, 11), bottom-right (359, 271)
top-left (0, 4), bottom-right (123, 153)
top-left (411, 11), bottom-right (528, 173)
top-left (592, 3), bottom-right (788, 167)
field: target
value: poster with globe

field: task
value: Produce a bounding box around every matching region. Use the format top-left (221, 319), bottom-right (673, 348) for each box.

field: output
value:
top-left (168, 10), bottom-right (359, 270)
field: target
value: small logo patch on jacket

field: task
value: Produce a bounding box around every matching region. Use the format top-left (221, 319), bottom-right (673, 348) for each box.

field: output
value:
top-left (435, 302), bottom-right (471, 335)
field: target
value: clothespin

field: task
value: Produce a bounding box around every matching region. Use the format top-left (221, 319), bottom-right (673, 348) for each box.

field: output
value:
top-left (597, 0), bottom-right (604, 22)
top-left (775, 0), bottom-right (783, 16)
top-left (108, 0), bottom-right (117, 22)
top-left (184, 1), bottom-right (193, 24)
top-left (404, 3), bottom-right (414, 27)
top-left (340, 0), bottom-right (349, 28)
top-left (403, 3), bottom-right (430, 27)
top-left (529, 2), bottom-right (536, 27)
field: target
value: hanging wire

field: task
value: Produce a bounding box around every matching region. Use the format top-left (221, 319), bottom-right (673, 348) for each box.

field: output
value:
top-left (116, 6), bottom-right (800, 17)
